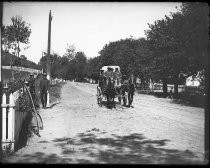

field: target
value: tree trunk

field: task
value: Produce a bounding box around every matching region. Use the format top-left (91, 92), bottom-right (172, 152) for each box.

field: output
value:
top-left (10, 60), bottom-right (15, 81)
top-left (17, 41), bottom-right (20, 57)
top-left (174, 80), bottom-right (178, 96)
top-left (162, 78), bottom-right (167, 96)
top-left (174, 74), bottom-right (179, 97)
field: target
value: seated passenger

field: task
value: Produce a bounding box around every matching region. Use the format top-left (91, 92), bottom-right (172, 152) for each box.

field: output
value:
top-left (104, 67), bottom-right (114, 86)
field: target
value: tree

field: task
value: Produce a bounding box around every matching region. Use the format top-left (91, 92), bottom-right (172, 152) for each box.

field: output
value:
top-left (145, 18), bottom-right (174, 94)
top-left (5, 15), bottom-right (31, 57)
top-left (74, 51), bottom-right (87, 80)
top-left (38, 50), bottom-right (88, 81)
top-left (38, 53), bottom-right (62, 78)
top-left (2, 15), bottom-right (31, 80)
top-left (85, 56), bottom-right (101, 81)
top-left (145, 2), bottom-right (209, 95)
top-left (98, 37), bottom-right (152, 83)
top-left (2, 25), bottom-right (12, 52)
top-left (63, 43), bottom-right (76, 61)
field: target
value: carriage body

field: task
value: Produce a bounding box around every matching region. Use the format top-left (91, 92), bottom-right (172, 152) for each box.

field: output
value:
top-left (100, 65), bottom-right (120, 72)
top-left (97, 65), bottom-right (127, 107)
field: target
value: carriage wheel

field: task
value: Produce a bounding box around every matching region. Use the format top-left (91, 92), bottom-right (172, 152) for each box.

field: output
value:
top-left (115, 88), bottom-right (121, 104)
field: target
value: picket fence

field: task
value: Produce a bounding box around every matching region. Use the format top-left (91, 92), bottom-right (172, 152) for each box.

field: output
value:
top-left (1, 86), bottom-right (29, 153)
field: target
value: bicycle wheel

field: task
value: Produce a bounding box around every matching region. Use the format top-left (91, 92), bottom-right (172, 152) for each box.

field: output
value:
top-left (24, 84), bottom-right (43, 136)
top-left (36, 112), bottom-right (43, 130)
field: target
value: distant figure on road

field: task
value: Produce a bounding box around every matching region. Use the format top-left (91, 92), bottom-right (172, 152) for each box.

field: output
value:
top-left (169, 87), bottom-right (173, 99)
top-left (128, 74), bottom-right (137, 108)
top-left (39, 73), bottom-right (50, 108)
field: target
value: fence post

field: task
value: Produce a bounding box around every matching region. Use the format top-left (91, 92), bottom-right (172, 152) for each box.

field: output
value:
top-left (1, 93), bottom-right (7, 145)
top-left (47, 92), bottom-right (50, 107)
top-left (149, 79), bottom-right (154, 92)
top-left (8, 93), bottom-right (15, 151)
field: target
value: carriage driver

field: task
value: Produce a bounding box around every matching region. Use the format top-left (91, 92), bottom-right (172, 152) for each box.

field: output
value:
top-left (103, 67), bottom-right (114, 85)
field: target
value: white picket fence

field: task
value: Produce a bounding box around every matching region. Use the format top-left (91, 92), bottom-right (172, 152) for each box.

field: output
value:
top-left (1, 86), bottom-right (29, 153)
top-left (151, 84), bottom-right (185, 93)
top-left (150, 83), bottom-right (204, 94)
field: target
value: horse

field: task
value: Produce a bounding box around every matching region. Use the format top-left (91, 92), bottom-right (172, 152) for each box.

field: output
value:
top-left (104, 77), bottom-right (116, 109)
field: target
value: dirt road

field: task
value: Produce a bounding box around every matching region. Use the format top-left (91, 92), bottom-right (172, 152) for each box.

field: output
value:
top-left (2, 82), bottom-right (206, 164)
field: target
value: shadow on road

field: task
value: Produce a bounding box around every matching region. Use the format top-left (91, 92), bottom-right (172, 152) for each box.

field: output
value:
top-left (14, 114), bottom-right (33, 153)
top-left (6, 131), bottom-right (204, 164)
top-left (100, 100), bottom-right (128, 109)
top-left (44, 102), bottom-right (61, 109)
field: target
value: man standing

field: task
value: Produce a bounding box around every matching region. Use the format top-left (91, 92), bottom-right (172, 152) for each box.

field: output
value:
top-left (39, 73), bottom-right (50, 108)
top-left (128, 74), bottom-right (136, 108)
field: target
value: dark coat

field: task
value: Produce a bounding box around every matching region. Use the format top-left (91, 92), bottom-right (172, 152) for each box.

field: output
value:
top-left (128, 77), bottom-right (137, 92)
top-left (28, 78), bottom-right (35, 90)
top-left (39, 78), bottom-right (50, 93)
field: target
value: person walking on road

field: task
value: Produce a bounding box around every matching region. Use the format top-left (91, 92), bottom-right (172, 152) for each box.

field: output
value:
top-left (39, 73), bottom-right (50, 108)
top-left (128, 74), bottom-right (136, 108)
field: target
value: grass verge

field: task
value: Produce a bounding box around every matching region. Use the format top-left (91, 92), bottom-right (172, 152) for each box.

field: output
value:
top-left (49, 81), bottom-right (66, 104)
top-left (137, 89), bottom-right (205, 108)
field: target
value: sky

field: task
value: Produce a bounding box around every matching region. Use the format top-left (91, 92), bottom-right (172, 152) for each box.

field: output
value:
top-left (3, 2), bottom-right (182, 64)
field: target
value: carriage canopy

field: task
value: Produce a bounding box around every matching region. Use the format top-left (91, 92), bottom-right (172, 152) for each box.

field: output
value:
top-left (100, 66), bottom-right (120, 72)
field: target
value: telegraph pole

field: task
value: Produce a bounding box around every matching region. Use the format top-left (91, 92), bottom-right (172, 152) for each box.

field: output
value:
top-left (0, 1), bottom-right (3, 160)
top-left (46, 10), bottom-right (52, 107)
top-left (47, 10), bottom-right (52, 82)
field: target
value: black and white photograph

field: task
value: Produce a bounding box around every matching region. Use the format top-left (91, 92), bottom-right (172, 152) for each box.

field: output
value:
top-left (0, 1), bottom-right (209, 164)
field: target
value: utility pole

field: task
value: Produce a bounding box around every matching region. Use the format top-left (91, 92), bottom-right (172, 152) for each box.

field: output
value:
top-left (47, 10), bottom-right (52, 82)
top-left (41, 52), bottom-right (45, 74)
top-left (0, 1), bottom-right (3, 160)
top-left (46, 10), bottom-right (52, 107)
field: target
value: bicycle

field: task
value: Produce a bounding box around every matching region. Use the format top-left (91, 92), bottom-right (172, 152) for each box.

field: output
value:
top-left (23, 83), bottom-right (43, 137)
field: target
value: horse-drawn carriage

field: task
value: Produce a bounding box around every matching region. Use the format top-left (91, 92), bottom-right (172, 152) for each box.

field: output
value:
top-left (96, 65), bottom-right (129, 108)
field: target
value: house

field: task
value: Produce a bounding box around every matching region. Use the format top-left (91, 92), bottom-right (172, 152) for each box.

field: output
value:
top-left (185, 71), bottom-right (203, 87)
top-left (185, 76), bottom-right (200, 86)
